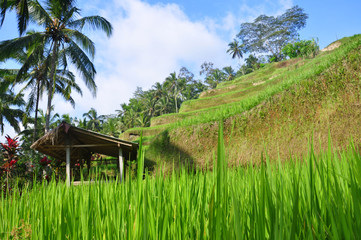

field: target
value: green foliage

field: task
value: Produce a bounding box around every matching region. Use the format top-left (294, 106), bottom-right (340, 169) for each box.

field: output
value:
top-left (116, 67), bottom-right (208, 132)
top-left (227, 39), bottom-right (243, 59)
top-left (282, 39), bottom-right (320, 59)
top-left (237, 5), bottom-right (308, 60)
top-left (0, 79), bottom-right (25, 134)
top-left (0, 0), bottom-right (113, 132)
top-left (236, 54), bottom-right (265, 76)
top-left (1, 129), bottom-right (361, 238)
top-left (134, 35), bottom-right (361, 132)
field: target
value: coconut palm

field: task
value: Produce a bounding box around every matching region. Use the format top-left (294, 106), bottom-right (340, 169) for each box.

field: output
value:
top-left (83, 108), bottom-right (103, 131)
top-left (74, 117), bottom-right (87, 129)
top-left (164, 72), bottom-right (185, 113)
top-left (227, 39), bottom-right (243, 60)
top-left (222, 66), bottom-right (235, 81)
top-left (0, 0), bottom-right (112, 132)
top-left (205, 69), bottom-right (226, 89)
top-left (1, 0), bottom-right (30, 35)
top-left (36, 108), bottom-right (59, 131)
top-left (0, 78), bottom-right (25, 134)
top-left (1, 42), bottom-right (82, 141)
top-left (101, 116), bottom-right (122, 137)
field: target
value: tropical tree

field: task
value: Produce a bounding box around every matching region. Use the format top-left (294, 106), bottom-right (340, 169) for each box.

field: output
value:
top-left (83, 108), bottom-right (103, 131)
top-left (0, 0), bottom-right (113, 132)
top-left (205, 69), bottom-right (226, 89)
top-left (1, 0), bottom-right (30, 35)
top-left (0, 76), bottom-right (24, 134)
top-left (155, 94), bottom-right (171, 116)
top-left (5, 45), bottom-right (82, 141)
top-left (36, 108), bottom-right (59, 132)
top-left (237, 5), bottom-right (308, 61)
top-left (227, 39), bottom-right (243, 60)
top-left (222, 66), bottom-right (235, 81)
top-left (164, 72), bottom-right (186, 113)
top-left (282, 38), bottom-right (320, 59)
top-left (73, 116), bottom-right (87, 129)
top-left (199, 62), bottom-right (214, 80)
top-left (101, 116), bottom-right (122, 137)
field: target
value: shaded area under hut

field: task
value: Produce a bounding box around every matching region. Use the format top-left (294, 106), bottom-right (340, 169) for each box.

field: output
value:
top-left (31, 122), bottom-right (139, 185)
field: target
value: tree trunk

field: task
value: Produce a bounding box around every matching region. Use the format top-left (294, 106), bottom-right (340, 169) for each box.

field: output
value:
top-left (33, 78), bottom-right (40, 142)
top-left (175, 85), bottom-right (178, 113)
top-left (45, 40), bottom-right (58, 132)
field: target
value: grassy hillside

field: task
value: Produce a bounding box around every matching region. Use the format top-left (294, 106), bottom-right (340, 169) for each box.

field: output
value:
top-left (122, 34), bottom-right (361, 172)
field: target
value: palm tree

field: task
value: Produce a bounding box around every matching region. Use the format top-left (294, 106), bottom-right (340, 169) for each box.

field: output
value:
top-left (164, 72), bottom-right (185, 113)
top-left (74, 117), bottom-right (87, 129)
top-left (0, 0), bottom-right (112, 132)
top-left (36, 108), bottom-right (59, 132)
top-left (6, 45), bottom-right (82, 141)
top-left (156, 95), bottom-right (171, 115)
top-left (101, 116), bottom-right (122, 137)
top-left (83, 108), bottom-right (103, 131)
top-left (1, 0), bottom-right (31, 35)
top-left (222, 66), bottom-right (235, 81)
top-left (227, 39), bottom-right (243, 59)
top-left (205, 69), bottom-right (226, 89)
top-left (0, 78), bottom-right (24, 134)
top-left (1, 0), bottom-right (76, 35)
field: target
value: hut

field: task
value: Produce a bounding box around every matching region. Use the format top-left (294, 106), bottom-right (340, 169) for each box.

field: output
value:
top-left (31, 122), bottom-right (138, 185)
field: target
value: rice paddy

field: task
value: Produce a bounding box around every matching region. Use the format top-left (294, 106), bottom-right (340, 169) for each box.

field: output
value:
top-left (1, 125), bottom-right (361, 239)
top-left (130, 34), bottom-right (361, 132)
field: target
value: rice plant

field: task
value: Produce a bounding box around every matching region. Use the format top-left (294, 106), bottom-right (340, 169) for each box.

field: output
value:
top-left (1, 124), bottom-right (361, 239)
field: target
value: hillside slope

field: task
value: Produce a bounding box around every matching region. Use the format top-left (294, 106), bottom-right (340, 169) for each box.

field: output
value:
top-left (122, 34), bottom-right (361, 171)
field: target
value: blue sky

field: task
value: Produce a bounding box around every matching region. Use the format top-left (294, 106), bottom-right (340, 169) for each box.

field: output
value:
top-left (0, 0), bottom-right (360, 139)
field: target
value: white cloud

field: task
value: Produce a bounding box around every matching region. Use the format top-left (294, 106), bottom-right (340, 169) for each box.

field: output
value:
top-left (28, 0), bottom-right (297, 119)
top-left (57, 0), bottom-right (233, 117)
top-left (1, 0), bottom-right (296, 140)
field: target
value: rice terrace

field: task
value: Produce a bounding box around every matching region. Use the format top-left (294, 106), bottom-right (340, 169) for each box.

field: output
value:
top-left (0, 0), bottom-right (361, 239)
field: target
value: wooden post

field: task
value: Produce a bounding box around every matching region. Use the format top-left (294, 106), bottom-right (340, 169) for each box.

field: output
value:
top-left (119, 147), bottom-right (124, 183)
top-left (66, 137), bottom-right (71, 186)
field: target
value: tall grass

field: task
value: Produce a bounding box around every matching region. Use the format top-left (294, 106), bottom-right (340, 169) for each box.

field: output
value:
top-left (1, 125), bottom-right (361, 239)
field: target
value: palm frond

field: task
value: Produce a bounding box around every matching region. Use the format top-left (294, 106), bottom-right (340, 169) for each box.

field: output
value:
top-left (66, 40), bottom-right (97, 96)
top-left (16, 0), bottom-right (29, 35)
top-left (63, 28), bottom-right (95, 57)
top-left (0, 32), bottom-right (45, 60)
top-left (28, 0), bottom-right (52, 26)
top-left (62, 6), bottom-right (79, 23)
top-left (70, 15), bottom-right (113, 37)
top-left (0, 0), bottom-right (9, 27)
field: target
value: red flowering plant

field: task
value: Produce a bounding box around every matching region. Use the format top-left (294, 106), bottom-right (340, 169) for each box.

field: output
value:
top-left (38, 156), bottom-right (53, 182)
top-left (39, 156), bottom-right (51, 166)
top-left (1, 135), bottom-right (20, 193)
top-left (1, 135), bottom-right (20, 173)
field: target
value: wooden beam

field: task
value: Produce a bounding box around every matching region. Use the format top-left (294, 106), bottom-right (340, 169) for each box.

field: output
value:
top-left (41, 144), bottom-right (119, 148)
top-left (71, 128), bottom-right (134, 147)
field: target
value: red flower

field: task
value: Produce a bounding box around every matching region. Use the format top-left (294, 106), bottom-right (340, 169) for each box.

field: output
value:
top-left (9, 160), bottom-right (17, 166)
top-left (40, 156), bottom-right (51, 165)
top-left (1, 135), bottom-right (19, 152)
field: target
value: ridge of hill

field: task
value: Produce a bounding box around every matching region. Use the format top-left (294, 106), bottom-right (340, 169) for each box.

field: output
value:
top-left (121, 34), bottom-right (361, 172)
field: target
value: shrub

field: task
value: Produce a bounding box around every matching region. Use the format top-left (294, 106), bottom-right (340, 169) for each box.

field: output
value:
top-left (282, 39), bottom-right (320, 59)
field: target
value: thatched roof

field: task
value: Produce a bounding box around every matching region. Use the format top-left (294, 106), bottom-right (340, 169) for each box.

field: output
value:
top-left (31, 122), bottom-right (138, 161)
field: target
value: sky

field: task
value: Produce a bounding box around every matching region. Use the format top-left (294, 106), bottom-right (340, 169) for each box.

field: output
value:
top-left (0, 0), bottom-right (360, 140)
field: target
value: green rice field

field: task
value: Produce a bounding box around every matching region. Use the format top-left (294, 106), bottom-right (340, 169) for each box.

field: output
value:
top-left (1, 126), bottom-right (361, 239)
